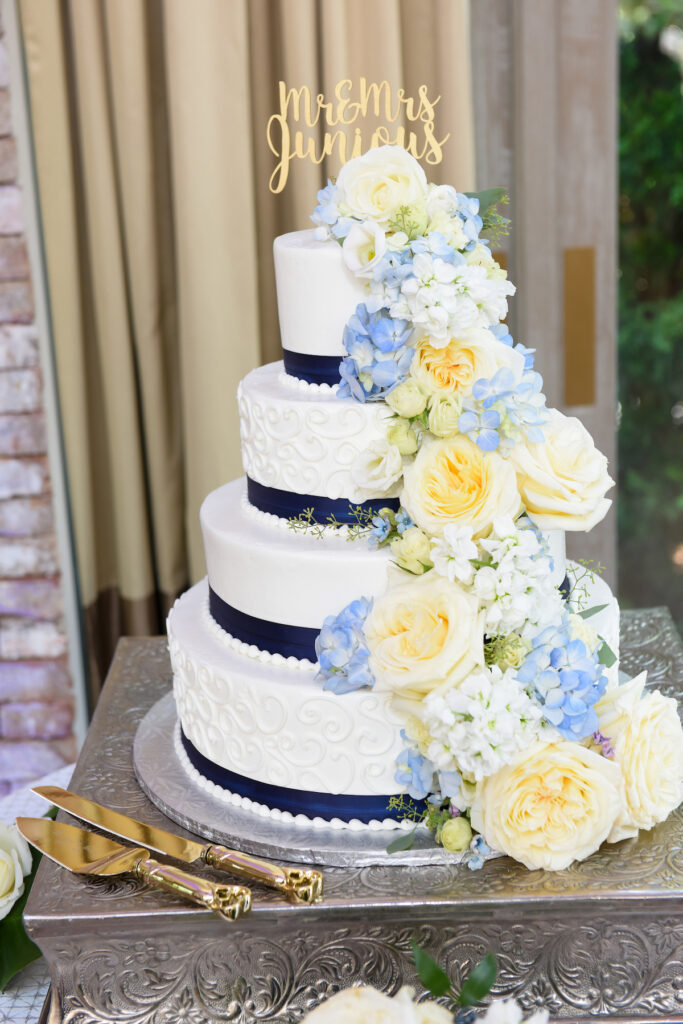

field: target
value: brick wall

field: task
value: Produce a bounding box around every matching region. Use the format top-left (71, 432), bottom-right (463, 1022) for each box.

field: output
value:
top-left (0, 16), bottom-right (77, 794)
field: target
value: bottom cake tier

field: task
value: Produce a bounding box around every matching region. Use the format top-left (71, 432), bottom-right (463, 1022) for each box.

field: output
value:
top-left (168, 569), bottom-right (620, 828)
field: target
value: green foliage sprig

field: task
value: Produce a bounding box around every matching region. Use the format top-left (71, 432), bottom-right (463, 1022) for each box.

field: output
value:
top-left (411, 940), bottom-right (497, 1009)
top-left (287, 505), bottom-right (375, 542)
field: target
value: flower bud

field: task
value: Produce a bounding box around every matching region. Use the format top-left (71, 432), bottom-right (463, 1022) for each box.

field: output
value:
top-left (386, 379), bottom-right (428, 418)
top-left (390, 527), bottom-right (433, 575)
top-left (386, 419), bottom-right (418, 456)
top-left (440, 816), bottom-right (473, 852)
top-left (427, 393), bottom-right (462, 438)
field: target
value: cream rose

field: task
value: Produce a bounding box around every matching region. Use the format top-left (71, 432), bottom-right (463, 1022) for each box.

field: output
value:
top-left (351, 439), bottom-right (403, 500)
top-left (336, 145), bottom-right (428, 225)
top-left (410, 329), bottom-right (524, 398)
top-left (0, 822), bottom-right (32, 921)
top-left (385, 378), bottom-right (428, 418)
top-left (596, 675), bottom-right (683, 841)
top-left (365, 573), bottom-right (483, 698)
top-left (301, 985), bottom-right (452, 1024)
top-left (401, 435), bottom-right (522, 539)
top-left (427, 394), bottom-right (462, 438)
top-left (386, 419), bottom-right (418, 455)
top-left (510, 409), bottom-right (614, 531)
top-left (470, 741), bottom-right (625, 871)
top-left (390, 526), bottom-right (433, 574)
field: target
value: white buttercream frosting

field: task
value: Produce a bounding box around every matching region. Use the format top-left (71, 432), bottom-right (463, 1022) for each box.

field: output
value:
top-left (239, 361), bottom-right (398, 504)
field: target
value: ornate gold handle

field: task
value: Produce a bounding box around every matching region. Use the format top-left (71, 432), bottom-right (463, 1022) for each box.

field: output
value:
top-left (204, 846), bottom-right (323, 903)
top-left (136, 855), bottom-right (252, 920)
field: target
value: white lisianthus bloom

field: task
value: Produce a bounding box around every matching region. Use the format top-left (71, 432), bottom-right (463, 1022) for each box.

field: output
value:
top-left (335, 145), bottom-right (429, 225)
top-left (342, 220), bottom-right (387, 278)
top-left (350, 438), bottom-right (403, 500)
top-left (0, 822), bottom-right (32, 921)
top-left (424, 667), bottom-right (545, 781)
top-left (300, 985), bottom-right (453, 1024)
top-left (470, 741), bottom-right (625, 871)
top-left (431, 524), bottom-right (478, 584)
top-left (401, 435), bottom-right (522, 539)
top-left (510, 408), bottom-right (614, 531)
top-left (365, 573), bottom-right (484, 698)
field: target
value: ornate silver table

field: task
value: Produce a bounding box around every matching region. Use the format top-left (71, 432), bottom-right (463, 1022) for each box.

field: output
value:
top-left (24, 609), bottom-right (683, 1023)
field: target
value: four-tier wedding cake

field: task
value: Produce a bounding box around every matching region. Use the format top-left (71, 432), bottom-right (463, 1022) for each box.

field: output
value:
top-left (168, 146), bottom-right (683, 872)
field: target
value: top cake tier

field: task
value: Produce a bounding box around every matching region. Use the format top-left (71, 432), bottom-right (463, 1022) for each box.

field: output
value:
top-left (274, 229), bottom-right (365, 380)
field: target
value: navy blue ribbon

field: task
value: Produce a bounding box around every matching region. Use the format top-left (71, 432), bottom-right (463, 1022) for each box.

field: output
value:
top-left (282, 349), bottom-right (342, 386)
top-left (247, 477), bottom-right (400, 524)
top-left (209, 585), bottom-right (319, 660)
top-left (181, 729), bottom-right (425, 823)
top-left (559, 574), bottom-right (570, 601)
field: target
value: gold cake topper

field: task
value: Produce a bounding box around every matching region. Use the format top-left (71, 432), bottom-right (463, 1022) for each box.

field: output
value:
top-left (267, 78), bottom-right (450, 193)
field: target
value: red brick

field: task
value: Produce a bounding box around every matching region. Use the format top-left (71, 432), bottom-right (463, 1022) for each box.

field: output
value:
top-left (0, 186), bottom-right (22, 233)
top-left (0, 535), bottom-right (58, 576)
top-left (0, 659), bottom-right (70, 701)
top-left (0, 700), bottom-right (74, 740)
top-left (0, 619), bottom-right (66, 659)
top-left (0, 495), bottom-right (53, 535)
top-left (0, 413), bottom-right (46, 455)
top-left (0, 236), bottom-right (28, 279)
top-left (0, 138), bottom-right (16, 184)
top-left (0, 91), bottom-right (11, 135)
top-left (0, 739), bottom-right (67, 779)
top-left (0, 42), bottom-right (8, 90)
top-left (0, 368), bottom-right (41, 412)
top-left (0, 280), bottom-right (32, 322)
top-left (0, 456), bottom-right (48, 498)
top-left (0, 579), bottom-right (62, 619)
top-left (0, 325), bottom-right (39, 368)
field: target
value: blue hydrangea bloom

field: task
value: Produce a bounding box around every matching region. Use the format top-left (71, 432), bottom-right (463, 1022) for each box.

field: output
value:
top-left (437, 769), bottom-right (463, 800)
top-left (409, 231), bottom-right (458, 262)
top-left (517, 621), bottom-right (608, 739)
top-left (338, 304), bottom-right (415, 402)
top-left (394, 743), bottom-right (435, 800)
top-left (315, 597), bottom-right (374, 694)
top-left (456, 192), bottom-right (483, 247)
top-left (395, 508), bottom-right (414, 535)
top-left (459, 405), bottom-right (501, 451)
top-left (466, 834), bottom-right (491, 871)
top-left (368, 513), bottom-right (393, 547)
top-left (489, 322), bottom-right (514, 347)
top-left (311, 180), bottom-right (338, 229)
top-left (463, 364), bottom-right (548, 449)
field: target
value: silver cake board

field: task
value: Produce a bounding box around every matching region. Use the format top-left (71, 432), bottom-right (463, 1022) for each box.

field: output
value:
top-left (23, 617), bottom-right (683, 1024)
top-left (133, 690), bottom-right (476, 867)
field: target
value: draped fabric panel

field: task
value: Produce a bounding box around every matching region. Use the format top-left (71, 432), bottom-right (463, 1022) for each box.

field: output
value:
top-left (18, 0), bottom-right (474, 701)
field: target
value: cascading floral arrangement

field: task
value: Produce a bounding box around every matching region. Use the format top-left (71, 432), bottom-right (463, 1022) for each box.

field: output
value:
top-left (306, 146), bottom-right (683, 872)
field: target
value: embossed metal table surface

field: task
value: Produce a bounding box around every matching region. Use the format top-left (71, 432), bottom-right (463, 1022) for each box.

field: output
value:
top-left (24, 609), bottom-right (683, 1023)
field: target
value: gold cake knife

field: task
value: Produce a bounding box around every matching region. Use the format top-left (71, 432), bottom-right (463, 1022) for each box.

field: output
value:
top-left (33, 785), bottom-right (323, 904)
top-left (17, 817), bottom-right (251, 920)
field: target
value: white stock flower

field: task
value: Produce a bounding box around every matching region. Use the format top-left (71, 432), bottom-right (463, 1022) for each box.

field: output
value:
top-left (342, 220), bottom-right (387, 278)
top-left (424, 667), bottom-right (544, 781)
top-left (350, 439), bottom-right (403, 500)
top-left (300, 985), bottom-right (452, 1024)
top-left (510, 409), bottom-right (614, 531)
top-left (336, 145), bottom-right (429, 225)
top-left (431, 524), bottom-right (478, 584)
top-left (0, 822), bottom-right (32, 921)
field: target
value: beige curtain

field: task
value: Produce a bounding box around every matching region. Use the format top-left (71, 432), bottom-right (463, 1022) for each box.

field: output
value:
top-left (18, 0), bottom-right (475, 701)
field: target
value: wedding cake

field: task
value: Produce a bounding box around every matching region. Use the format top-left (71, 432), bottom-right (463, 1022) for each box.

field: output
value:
top-left (168, 146), bottom-right (683, 872)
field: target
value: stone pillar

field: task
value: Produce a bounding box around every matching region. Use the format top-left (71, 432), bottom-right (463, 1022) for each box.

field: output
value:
top-left (0, 6), bottom-right (77, 794)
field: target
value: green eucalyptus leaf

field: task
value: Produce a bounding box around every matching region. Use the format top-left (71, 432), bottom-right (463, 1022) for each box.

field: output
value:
top-left (577, 604), bottom-right (608, 619)
top-left (386, 829), bottom-right (416, 854)
top-left (410, 939), bottom-right (452, 997)
top-left (458, 953), bottom-right (497, 1007)
top-left (598, 640), bottom-right (617, 668)
top-left (464, 187), bottom-right (507, 218)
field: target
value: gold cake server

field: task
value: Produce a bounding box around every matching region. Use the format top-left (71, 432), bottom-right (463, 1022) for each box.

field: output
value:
top-left (32, 785), bottom-right (323, 904)
top-left (16, 817), bottom-right (251, 920)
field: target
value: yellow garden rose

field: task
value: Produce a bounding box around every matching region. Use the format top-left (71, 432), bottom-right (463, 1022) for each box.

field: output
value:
top-left (510, 409), bottom-right (614, 531)
top-left (365, 573), bottom-right (483, 698)
top-left (410, 328), bottom-right (524, 396)
top-left (595, 674), bottom-right (683, 841)
top-left (401, 435), bottom-right (522, 539)
top-left (470, 741), bottom-right (625, 871)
